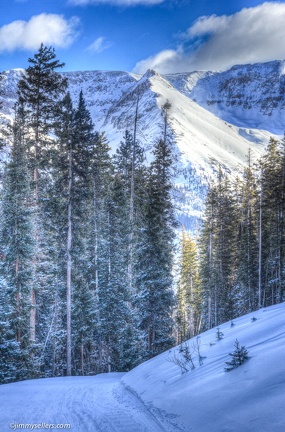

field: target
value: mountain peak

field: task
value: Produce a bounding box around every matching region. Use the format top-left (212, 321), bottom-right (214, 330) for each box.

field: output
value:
top-left (142, 69), bottom-right (159, 79)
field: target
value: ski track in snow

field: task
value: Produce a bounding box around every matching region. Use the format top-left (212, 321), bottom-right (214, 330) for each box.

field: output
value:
top-left (0, 373), bottom-right (182, 432)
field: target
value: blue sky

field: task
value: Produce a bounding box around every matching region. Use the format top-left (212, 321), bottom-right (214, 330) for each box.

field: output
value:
top-left (1, 0), bottom-right (285, 73)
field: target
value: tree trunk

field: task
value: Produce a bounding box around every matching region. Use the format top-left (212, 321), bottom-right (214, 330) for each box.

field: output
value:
top-left (66, 146), bottom-right (72, 376)
top-left (128, 94), bottom-right (139, 294)
top-left (30, 132), bottom-right (39, 342)
top-left (81, 342), bottom-right (84, 376)
top-left (258, 175), bottom-right (263, 308)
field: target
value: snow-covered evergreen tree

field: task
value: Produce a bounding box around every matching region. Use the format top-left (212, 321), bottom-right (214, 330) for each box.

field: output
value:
top-left (49, 90), bottom-right (99, 375)
top-left (234, 150), bottom-right (259, 315)
top-left (200, 168), bottom-right (238, 329)
top-left (258, 138), bottom-right (284, 306)
top-left (136, 137), bottom-right (176, 357)
top-left (0, 103), bottom-right (39, 382)
top-left (17, 44), bottom-right (68, 343)
top-left (224, 339), bottom-right (249, 371)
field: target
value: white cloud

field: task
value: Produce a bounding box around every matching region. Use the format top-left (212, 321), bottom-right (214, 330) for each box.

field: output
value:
top-left (134, 2), bottom-right (285, 74)
top-left (86, 36), bottom-right (113, 53)
top-left (134, 49), bottom-right (180, 74)
top-left (68, 0), bottom-right (164, 6)
top-left (0, 14), bottom-right (79, 52)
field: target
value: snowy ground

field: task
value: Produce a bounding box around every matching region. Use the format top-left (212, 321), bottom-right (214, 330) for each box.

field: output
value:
top-left (1, 302), bottom-right (285, 432)
top-left (0, 373), bottom-right (178, 432)
top-left (124, 302), bottom-right (285, 432)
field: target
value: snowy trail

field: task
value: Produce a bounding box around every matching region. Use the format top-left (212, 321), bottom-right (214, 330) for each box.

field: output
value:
top-left (0, 373), bottom-right (177, 432)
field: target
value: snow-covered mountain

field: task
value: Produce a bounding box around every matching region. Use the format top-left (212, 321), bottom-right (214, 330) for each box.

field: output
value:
top-left (1, 301), bottom-right (284, 431)
top-left (1, 60), bottom-right (284, 228)
top-left (166, 60), bottom-right (285, 135)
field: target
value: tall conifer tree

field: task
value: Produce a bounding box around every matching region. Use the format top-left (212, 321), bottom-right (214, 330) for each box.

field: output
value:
top-left (235, 150), bottom-right (259, 314)
top-left (177, 228), bottom-right (202, 342)
top-left (17, 44), bottom-right (67, 342)
top-left (136, 137), bottom-right (176, 357)
top-left (0, 103), bottom-right (37, 381)
top-left (200, 169), bottom-right (238, 328)
top-left (258, 138), bottom-right (284, 306)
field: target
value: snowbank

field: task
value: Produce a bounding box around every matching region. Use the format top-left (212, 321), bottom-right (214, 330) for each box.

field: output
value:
top-left (123, 302), bottom-right (285, 432)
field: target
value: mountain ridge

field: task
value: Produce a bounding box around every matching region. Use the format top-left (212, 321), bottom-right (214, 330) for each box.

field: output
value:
top-left (166, 59), bottom-right (285, 134)
top-left (1, 60), bottom-right (283, 229)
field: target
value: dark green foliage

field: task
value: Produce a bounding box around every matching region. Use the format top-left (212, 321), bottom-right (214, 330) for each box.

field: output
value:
top-left (200, 169), bottom-right (238, 328)
top-left (0, 103), bottom-right (40, 382)
top-left (96, 128), bottom-right (149, 371)
top-left (46, 90), bottom-right (99, 375)
top-left (259, 138), bottom-right (285, 305)
top-left (17, 44), bottom-right (67, 137)
top-left (0, 72), bottom-right (7, 151)
top-left (200, 137), bottom-right (285, 331)
top-left (98, 176), bottom-right (139, 371)
top-left (224, 339), bottom-right (249, 371)
top-left (113, 130), bottom-right (144, 186)
top-left (234, 152), bottom-right (259, 315)
top-left (0, 275), bottom-right (21, 383)
top-left (14, 44), bottom-right (68, 350)
top-left (136, 138), bottom-right (176, 357)
top-left (0, 47), bottom-right (177, 381)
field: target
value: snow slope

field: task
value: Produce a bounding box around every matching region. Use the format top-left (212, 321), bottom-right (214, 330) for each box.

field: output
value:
top-left (123, 301), bottom-right (285, 432)
top-left (123, 70), bottom-right (272, 228)
top-left (0, 302), bottom-right (284, 431)
top-left (166, 60), bottom-right (285, 134)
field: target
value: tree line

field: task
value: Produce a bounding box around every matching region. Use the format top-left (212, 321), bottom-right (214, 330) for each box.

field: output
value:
top-left (0, 45), bottom-right (176, 382)
top-left (177, 138), bottom-right (285, 342)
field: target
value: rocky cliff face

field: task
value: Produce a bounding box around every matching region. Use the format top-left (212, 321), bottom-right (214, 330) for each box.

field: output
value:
top-left (166, 60), bottom-right (285, 134)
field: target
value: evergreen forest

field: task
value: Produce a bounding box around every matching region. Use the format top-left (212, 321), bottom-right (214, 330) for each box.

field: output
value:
top-left (0, 45), bottom-right (284, 383)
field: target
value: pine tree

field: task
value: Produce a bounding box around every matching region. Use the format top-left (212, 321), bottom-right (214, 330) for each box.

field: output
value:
top-left (80, 131), bottom-right (113, 374)
top-left (0, 103), bottom-right (38, 381)
top-left (113, 130), bottom-right (145, 285)
top-left (97, 175), bottom-right (141, 371)
top-left (49, 90), bottom-right (98, 375)
top-left (0, 71), bottom-right (6, 151)
top-left (199, 140), bottom-right (285, 328)
top-left (177, 228), bottom-right (202, 343)
top-left (258, 138), bottom-right (283, 306)
top-left (109, 130), bottom-right (147, 367)
top-left (136, 137), bottom-right (176, 357)
top-left (278, 135), bottom-right (285, 301)
top-left (17, 44), bottom-right (68, 343)
top-left (224, 339), bottom-right (249, 371)
top-left (234, 150), bottom-right (259, 315)
top-left (200, 168), bottom-right (238, 329)
top-left (17, 44), bottom-right (67, 187)
top-left (70, 90), bottom-right (99, 375)
top-left (48, 92), bottom-right (75, 376)
top-left (0, 275), bottom-right (21, 383)
top-left (35, 92), bottom-right (74, 376)
top-left (89, 132), bottom-right (143, 373)
top-left (199, 181), bottom-right (216, 330)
